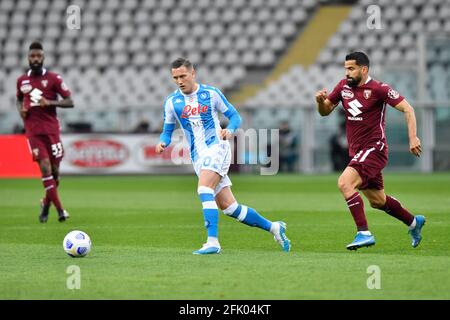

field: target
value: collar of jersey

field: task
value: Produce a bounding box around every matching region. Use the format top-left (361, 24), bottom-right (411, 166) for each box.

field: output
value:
top-left (27, 68), bottom-right (47, 77)
top-left (178, 83), bottom-right (200, 97)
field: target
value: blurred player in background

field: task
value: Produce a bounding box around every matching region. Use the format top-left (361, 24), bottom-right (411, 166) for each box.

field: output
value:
top-left (16, 41), bottom-right (74, 223)
top-left (156, 58), bottom-right (291, 254)
top-left (315, 51), bottom-right (426, 250)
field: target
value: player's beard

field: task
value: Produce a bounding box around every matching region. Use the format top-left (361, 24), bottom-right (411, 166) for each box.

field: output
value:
top-left (29, 61), bottom-right (43, 73)
top-left (346, 75), bottom-right (361, 88)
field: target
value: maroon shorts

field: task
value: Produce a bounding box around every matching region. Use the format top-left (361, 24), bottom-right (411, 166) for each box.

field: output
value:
top-left (348, 145), bottom-right (387, 190)
top-left (27, 134), bottom-right (64, 164)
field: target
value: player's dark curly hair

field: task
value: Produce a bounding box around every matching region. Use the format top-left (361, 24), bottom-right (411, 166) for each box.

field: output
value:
top-left (346, 51), bottom-right (370, 68)
top-left (29, 41), bottom-right (44, 51)
top-left (171, 57), bottom-right (193, 70)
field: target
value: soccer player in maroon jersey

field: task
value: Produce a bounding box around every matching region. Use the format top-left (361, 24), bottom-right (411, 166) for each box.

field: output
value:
top-left (315, 52), bottom-right (425, 250)
top-left (16, 41), bottom-right (74, 223)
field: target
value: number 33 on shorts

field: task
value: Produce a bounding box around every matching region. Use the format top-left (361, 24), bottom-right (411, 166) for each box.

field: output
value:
top-left (51, 142), bottom-right (63, 158)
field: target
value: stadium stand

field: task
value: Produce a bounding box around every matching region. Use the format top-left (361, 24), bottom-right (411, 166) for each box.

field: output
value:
top-left (0, 0), bottom-right (318, 119)
top-left (245, 0), bottom-right (450, 109)
top-left (0, 0), bottom-right (449, 134)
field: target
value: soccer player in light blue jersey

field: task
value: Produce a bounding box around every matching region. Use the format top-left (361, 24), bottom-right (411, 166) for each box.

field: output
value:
top-left (156, 58), bottom-right (291, 254)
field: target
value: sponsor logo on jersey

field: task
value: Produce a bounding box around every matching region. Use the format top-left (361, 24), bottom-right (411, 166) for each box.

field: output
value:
top-left (364, 89), bottom-right (372, 99)
top-left (348, 116), bottom-right (363, 121)
top-left (32, 148), bottom-right (39, 157)
top-left (388, 88), bottom-right (400, 99)
top-left (29, 88), bottom-right (43, 106)
top-left (347, 99), bottom-right (363, 117)
top-left (41, 80), bottom-right (48, 88)
top-left (181, 104), bottom-right (209, 118)
top-left (20, 84), bottom-right (32, 94)
top-left (190, 119), bottom-right (207, 127)
top-left (341, 89), bottom-right (354, 99)
top-left (67, 139), bottom-right (129, 168)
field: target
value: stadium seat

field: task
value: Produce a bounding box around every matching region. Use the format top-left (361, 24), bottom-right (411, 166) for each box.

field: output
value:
top-left (92, 38), bottom-right (108, 54)
top-left (1, 0), bottom-right (448, 135)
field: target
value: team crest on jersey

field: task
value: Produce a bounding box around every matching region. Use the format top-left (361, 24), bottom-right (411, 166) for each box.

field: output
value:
top-left (199, 92), bottom-right (210, 101)
top-left (41, 80), bottom-right (48, 88)
top-left (388, 89), bottom-right (400, 99)
top-left (20, 84), bottom-right (32, 94)
top-left (341, 89), bottom-right (354, 99)
top-left (363, 89), bottom-right (372, 99)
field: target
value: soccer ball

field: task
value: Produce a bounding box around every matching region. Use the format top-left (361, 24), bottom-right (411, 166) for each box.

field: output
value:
top-left (63, 230), bottom-right (91, 257)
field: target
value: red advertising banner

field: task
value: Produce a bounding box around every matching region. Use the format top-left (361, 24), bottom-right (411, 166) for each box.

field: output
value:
top-left (0, 133), bottom-right (192, 177)
top-left (0, 135), bottom-right (40, 178)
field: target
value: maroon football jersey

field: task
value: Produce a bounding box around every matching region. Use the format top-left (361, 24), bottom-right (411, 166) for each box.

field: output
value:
top-left (328, 77), bottom-right (404, 157)
top-left (16, 68), bottom-right (71, 136)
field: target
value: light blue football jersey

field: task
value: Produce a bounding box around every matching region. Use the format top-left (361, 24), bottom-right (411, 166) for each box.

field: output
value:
top-left (162, 84), bottom-right (240, 162)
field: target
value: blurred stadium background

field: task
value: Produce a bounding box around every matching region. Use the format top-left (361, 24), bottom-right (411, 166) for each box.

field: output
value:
top-left (1, 0), bottom-right (450, 176)
top-left (2, 0), bottom-right (450, 301)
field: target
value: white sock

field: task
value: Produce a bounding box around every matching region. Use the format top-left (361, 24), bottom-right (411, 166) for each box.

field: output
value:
top-left (207, 237), bottom-right (220, 246)
top-left (269, 221), bottom-right (278, 234)
top-left (359, 230), bottom-right (372, 236)
top-left (409, 217), bottom-right (417, 230)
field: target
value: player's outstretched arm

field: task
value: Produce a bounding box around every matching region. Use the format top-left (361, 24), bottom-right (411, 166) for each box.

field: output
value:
top-left (219, 129), bottom-right (232, 140)
top-left (220, 107), bottom-right (241, 140)
top-left (40, 96), bottom-right (74, 108)
top-left (155, 142), bottom-right (166, 154)
top-left (394, 99), bottom-right (422, 157)
top-left (315, 89), bottom-right (336, 116)
top-left (156, 123), bottom-right (176, 153)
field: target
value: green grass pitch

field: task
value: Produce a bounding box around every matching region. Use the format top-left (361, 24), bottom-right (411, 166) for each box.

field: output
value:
top-left (0, 173), bottom-right (449, 299)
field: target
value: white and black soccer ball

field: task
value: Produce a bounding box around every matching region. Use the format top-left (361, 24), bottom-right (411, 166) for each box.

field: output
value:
top-left (63, 230), bottom-right (91, 257)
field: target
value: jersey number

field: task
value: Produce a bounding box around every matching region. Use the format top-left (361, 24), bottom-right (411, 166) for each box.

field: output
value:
top-left (347, 99), bottom-right (363, 117)
top-left (352, 147), bottom-right (375, 163)
top-left (51, 142), bottom-right (63, 158)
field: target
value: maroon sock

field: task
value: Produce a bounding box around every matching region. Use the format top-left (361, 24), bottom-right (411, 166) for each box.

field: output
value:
top-left (42, 176), bottom-right (63, 211)
top-left (346, 192), bottom-right (368, 231)
top-left (43, 176), bottom-right (59, 206)
top-left (43, 195), bottom-right (51, 206)
top-left (381, 195), bottom-right (414, 226)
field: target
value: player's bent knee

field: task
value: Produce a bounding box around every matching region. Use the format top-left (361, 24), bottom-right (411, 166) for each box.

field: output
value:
top-left (337, 177), bottom-right (350, 193)
top-left (370, 200), bottom-right (385, 209)
top-left (217, 200), bottom-right (229, 211)
top-left (216, 195), bottom-right (236, 211)
top-left (337, 178), bottom-right (358, 199)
